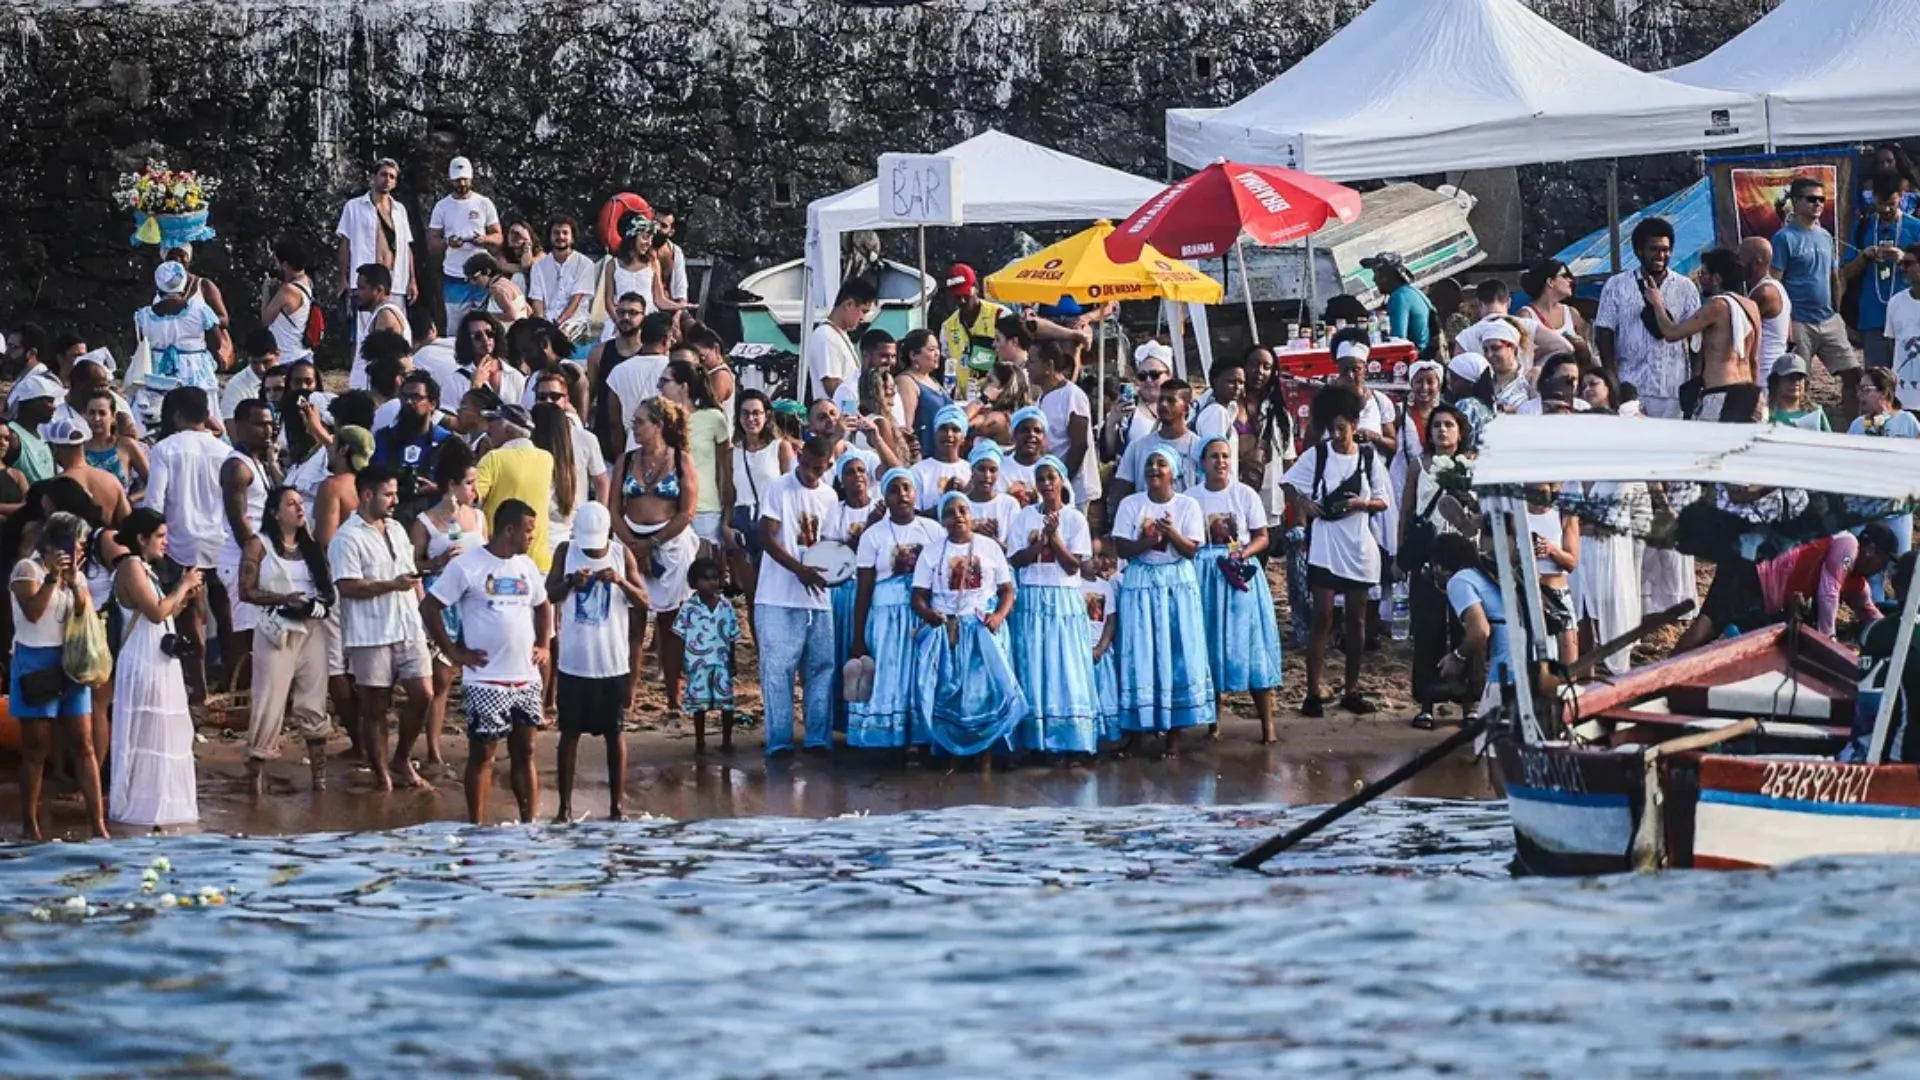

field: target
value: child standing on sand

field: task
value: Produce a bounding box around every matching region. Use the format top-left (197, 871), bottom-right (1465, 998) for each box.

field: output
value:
top-left (675, 558), bottom-right (742, 752)
top-left (1081, 540), bottom-right (1122, 744)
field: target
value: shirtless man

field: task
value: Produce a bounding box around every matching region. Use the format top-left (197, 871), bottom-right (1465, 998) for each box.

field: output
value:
top-left (45, 417), bottom-right (130, 525)
top-left (1644, 247), bottom-right (1760, 422)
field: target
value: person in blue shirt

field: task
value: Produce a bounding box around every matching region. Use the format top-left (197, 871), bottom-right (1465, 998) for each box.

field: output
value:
top-left (1432, 532), bottom-right (1510, 722)
top-left (1772, 175), bottom-right (1860, 417)
top-left (372, 369), bottom-right (452, 519)
top-left (1363, 251), bottom-right (1437, 359)
top-left (1846, 174), bottom-right (1920, 369)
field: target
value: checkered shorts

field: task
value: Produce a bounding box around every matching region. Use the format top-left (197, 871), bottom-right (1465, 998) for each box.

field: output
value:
top-left (463, 680), bottom-right (547, 741)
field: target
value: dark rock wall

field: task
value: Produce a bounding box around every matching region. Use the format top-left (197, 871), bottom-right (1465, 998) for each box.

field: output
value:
top-left (0, 0), bottom-right (1771, 347)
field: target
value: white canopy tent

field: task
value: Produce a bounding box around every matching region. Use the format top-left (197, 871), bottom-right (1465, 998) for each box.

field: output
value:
top-left (1664, 0), bottom-right (1920, 148)
top-left (1164, 0), bottom-right (1766, 181)
top-left (800, 130), bottom-right (1169, 366)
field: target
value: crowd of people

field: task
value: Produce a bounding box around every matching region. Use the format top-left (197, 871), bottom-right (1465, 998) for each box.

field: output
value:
top-left (6, 149), bottom-right (1917, 838)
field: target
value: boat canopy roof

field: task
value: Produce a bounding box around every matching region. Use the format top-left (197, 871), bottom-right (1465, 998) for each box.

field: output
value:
top-left (1472, 416), bottom-right (1920, 503)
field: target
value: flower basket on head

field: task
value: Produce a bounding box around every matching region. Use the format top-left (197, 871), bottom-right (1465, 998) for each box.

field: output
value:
top-left (114, 161), bottom-right (219, 248)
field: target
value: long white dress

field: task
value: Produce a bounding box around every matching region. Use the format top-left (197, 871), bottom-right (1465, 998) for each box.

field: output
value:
top-left (110, 566), bottom-right (198, 827)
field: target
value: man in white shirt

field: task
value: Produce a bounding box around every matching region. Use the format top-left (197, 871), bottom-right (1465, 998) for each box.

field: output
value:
top-left (328, 463), bottom-right (434, 792)
top-left (52, 351), bottom-right (141, 440)
top-left (1883, 242), bottom-right (1920, 404)
top-left (423, 498), bottom-right (552, 825)
top-left (143, 386), bottom-right (234, 705)
top-left (1594, 216), bottom-right (1701, 420)
top-left (755, 435), bottom-right (841, 755)
top-left (350, 263), bottom-right (411, 390)
top-left (527, 215), bottom-right (597, 342)
top-left (220, 328), bottom-right (280, 423)
top-left (427, 157), bottom-right (502, 331)
top-left (335, 157), bottom-right (416, 316)
top-left (1034, 342), bottom-right (1099, 509)
top-left (600, 309), bottom-right (673, 457)
top-left (806, 277), bottom-right (876, 403)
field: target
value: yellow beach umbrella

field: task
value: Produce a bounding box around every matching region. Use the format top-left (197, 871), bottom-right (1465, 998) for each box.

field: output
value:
top-left (983, 220), bottom-right (1224, 306)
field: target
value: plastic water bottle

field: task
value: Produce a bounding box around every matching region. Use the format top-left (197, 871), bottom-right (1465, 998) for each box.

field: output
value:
top-left (1389, 578), bottom-right (1411, 642)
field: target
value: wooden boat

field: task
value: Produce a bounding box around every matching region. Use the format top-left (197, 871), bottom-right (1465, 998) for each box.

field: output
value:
top-left (1471, 416), bottom-right (1920, 873)
top-left (728, 258), bottom-right (935, 352)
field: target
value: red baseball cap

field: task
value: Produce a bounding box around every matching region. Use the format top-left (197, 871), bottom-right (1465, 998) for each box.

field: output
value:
top-left (945, 263), bottom-right (977, 296)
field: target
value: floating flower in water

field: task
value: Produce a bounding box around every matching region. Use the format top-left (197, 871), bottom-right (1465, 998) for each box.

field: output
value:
top-left (157, 893), bottom-right (178, 908)
top-left (150, 857), bottom-right (171, 873)
top-left (62, 895), bottom-right (88, 914)
top-left (141, 868), bottom-right (160, 885)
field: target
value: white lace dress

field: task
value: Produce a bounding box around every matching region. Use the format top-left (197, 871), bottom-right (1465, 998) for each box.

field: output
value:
top-left (110, 566), bottom-right (197, 827)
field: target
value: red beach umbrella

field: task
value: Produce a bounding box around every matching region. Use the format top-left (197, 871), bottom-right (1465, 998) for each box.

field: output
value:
top-left (1104, 160), bottom-right (1363, 263)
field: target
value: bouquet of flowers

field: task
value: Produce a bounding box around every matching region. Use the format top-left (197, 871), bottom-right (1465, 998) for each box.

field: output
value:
top-left (115, 161), bottom-right (219, 247)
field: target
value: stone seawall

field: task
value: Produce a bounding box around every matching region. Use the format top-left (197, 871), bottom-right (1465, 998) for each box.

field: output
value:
top-left (0, 0), bottom-right (1769, 346)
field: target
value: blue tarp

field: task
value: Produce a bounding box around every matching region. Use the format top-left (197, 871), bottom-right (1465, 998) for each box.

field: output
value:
top-left (1554, 178), bottom-right (1714, 295)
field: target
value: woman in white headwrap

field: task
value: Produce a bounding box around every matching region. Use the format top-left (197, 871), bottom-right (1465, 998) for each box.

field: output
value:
top-left (130, 260), bottom-right (225, 429)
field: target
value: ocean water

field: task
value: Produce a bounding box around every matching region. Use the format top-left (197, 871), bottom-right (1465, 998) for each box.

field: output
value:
top-left (1, 800), bottom-right (1916, 1078)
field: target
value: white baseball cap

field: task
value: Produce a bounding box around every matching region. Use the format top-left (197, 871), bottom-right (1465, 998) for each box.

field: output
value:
top-left (573, 501), bottom-right (611, 550)
top-left (448, 157), bottom-right (474, 181)
top-left (37, 417), bottom-right (87, 446)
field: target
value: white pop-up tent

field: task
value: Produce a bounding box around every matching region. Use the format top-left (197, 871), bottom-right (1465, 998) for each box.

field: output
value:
top-left (1664, 0), bottom-right (1920, 148)
top-left (800, 130), bottom-right (1168, 365)
top-left (1165, 0), bottom-right (1766, 181)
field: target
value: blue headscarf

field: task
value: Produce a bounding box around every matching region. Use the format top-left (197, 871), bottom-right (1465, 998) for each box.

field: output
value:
top-left (1010, 405), bottom-right (1047, 434)
top-left (880, 466), bottom-right (915, 497)
top-left (937, 489), bottom-right (970, 519)
top-left (1034, 454), bottom-right (1076, 504)
top-left (834, 451), bottom-right (869, 485)
top-left (967, 441), bottom-right (1003, 467)
top-left (934, 404), bottom-right (969, 432)
top-left (1147, 444), bottom-right (1183, 474)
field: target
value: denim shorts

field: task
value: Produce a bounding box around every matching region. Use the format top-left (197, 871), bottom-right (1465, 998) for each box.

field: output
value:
top-left (9, 642), bottom-right (91, 719)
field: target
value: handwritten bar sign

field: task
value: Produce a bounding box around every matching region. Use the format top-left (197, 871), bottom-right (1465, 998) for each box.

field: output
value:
top-left (878, 153), bottom-right (962, 226)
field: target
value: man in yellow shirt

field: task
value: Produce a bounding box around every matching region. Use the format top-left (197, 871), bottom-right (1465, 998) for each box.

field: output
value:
top-left (475, 403), bottom-right (556, 571)
top-left (938, 264), bottom-right (1004, 398)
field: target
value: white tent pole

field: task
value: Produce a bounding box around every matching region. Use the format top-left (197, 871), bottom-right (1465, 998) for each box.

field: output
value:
top-left (1868, 563), bottom-right (1920, 764)
top-left (916, 226), bottom-right (928, 330)
top-left (1235, 238), bottom-right (1260, 346)
top-left (798, 261), bottom-right (816, 403)
top-left (1607, 160), bottom-right (1622, 277)
top-left (1305, 234), bottom-right (1319, 325)
top-left (1096, 319), bottom-right (1106, 425)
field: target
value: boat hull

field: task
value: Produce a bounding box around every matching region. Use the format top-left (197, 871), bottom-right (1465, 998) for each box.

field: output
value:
top-left (1691, 754), bottom-right (1920, 869)
top-left (1492, 738), bottom-right (1641, 876)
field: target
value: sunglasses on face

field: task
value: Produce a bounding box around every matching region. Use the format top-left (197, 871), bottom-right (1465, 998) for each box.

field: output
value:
top-left (1140, 369), bottom-right (1169, 381)
top-left (469, 328), bottom-right (495, 338)
top-left (1800, 194), bottom-right (1827, 204)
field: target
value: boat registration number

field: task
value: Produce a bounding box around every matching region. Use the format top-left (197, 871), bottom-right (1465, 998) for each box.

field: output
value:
top-left (1518, 747), bottom-right (1587, 795)
top-left (1756, 761), bottom-right (1873, 805)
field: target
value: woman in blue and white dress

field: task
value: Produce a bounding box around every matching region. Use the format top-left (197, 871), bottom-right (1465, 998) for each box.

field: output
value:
top-left (848, 468), bottom-right (943, 749)
top-left (1006, 456), bottom-right (1099, 758)
top-left (1111, 445), bottom-right (1216, 756)
top-left (1191, 435), bottom-right (1283, 743)
top-left (962, 441), bottom-right (1020, 550)
top-left (910, 492), bottom-right (1029, 758)
top-left (827, 451), bottom-right (878, 731)
top-left (132, 260), bottom-right (225, 428)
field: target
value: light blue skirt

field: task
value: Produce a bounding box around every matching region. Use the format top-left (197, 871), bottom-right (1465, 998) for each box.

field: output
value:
top-left (1008, 585), bottom-right (1100, 754)
top-left (1092, 647), bottom-right (1121, 742)
top-left (846, 577), bottom-right (920, 748)
top-left (1117, 559), bottom-right (1216, 732)
top-left (1195, 546), bottom-right (1284, 693)
top-left (830, 578), bottom-right (859, 732)
top-left (913, 617), bottom-right (1029, 757)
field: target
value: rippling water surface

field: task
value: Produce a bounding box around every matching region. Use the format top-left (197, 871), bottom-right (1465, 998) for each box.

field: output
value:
top-left (2, 800), bottom-right (1917, 1078)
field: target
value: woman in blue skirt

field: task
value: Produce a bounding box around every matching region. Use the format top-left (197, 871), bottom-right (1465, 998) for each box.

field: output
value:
top-left (1081, 539), bottom-right (1123, 743)
top-left (963, 441), bottom-right (1020, 549)
top-left (1007, 456), bottom-right (1099, 758)
top-left (848, 468), bottom-right (943, 749)
top-left (1111, 444), bottom-right (1216, 756)
top-left (828, 451), bottom-right (879, 732)
top-left (1191, 435), bottom-right (1283, 743)
top-left (911, 492), bottom-right (1028, 758)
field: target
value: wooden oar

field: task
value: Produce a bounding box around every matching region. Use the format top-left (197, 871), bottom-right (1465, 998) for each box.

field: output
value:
top-left (1233, 716), bottom-right (1487, 871)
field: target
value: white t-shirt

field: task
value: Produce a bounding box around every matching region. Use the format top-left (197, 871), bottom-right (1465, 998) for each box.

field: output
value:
top-left (10, 555), bottom-right (73, 648)
top-left (910, 535), bottom-right (1012, 618)
top-left (1111, 491), bottom-right (1204, 567)
top-left (557, 542), bottom-right (629, 678)
top-left (412, 338), bottom-right (463, 403)
top-left (1081, 577), bottom-right (1114, 651)
top-left (1189, 481), bottom-right (1268, 548)
top-left (1884, 289), bottom-right (1920, 404)
top-left (1282, 443), bottom-right (1390, 583)
top-left (428, 193), bottom-right (501, 281)
top-left (806, 322), bottom-right (859, 403)
top-left (328, 513), bottom-right (426, 648)
top-left (828, 500), bottom-right (878, 550)
top-left (143, 429), bottom-right (234, 569)
top-left (1001, 456), bottom-right (1039, 508)
top-left (755, 471), bottom-right (838, 611)
top-left (911, 458), bottom-right (972, 512)
top-left (856, 516), bottom-right (944, 581)
top-left (220, 366), bottom-right (262, 422)
top-left (606, 352), bottom-right (669, 438)
top-left (1038, 382), bottom-right (1100, 501)
top-left (428, 545), bottom-right (543, 684)
top-left (1193, 400), bottom-right (1240, 480)
top-left (1116, 430), bottom-right (1202, 493)
top-left (527, 251), bottom-right (597, 319)
top-left (1007, 504), bottom-right (1092, 588)
top-left (965, 493), bottom-right (1020, 550)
